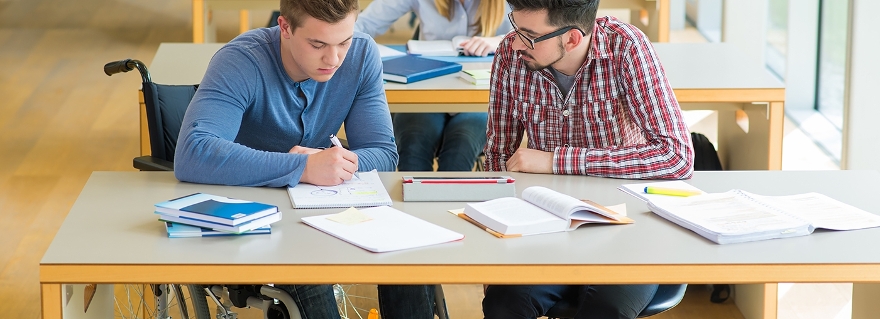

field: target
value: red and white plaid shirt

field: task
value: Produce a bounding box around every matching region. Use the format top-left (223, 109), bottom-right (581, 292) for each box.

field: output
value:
top-left (484, 17), bottom-right (694, 179)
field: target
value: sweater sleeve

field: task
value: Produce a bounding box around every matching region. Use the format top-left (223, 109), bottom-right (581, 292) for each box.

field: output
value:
top-left (174, 47), bottom-right (308, 187)
top-left (345, 40), bottom-right (399, 172)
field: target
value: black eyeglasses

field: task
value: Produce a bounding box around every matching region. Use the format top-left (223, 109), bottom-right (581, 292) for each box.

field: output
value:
top-left (508, 12), bottom-right (585, 50)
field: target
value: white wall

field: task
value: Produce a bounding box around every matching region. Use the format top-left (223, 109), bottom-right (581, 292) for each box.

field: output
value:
top-left (722, 0), bottom-right (768, 65)
top-left (842, 0), bottom-right (880, 170)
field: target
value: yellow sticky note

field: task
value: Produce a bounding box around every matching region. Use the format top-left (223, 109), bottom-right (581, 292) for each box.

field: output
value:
top-left (327, 207), bottom-right (373, 225)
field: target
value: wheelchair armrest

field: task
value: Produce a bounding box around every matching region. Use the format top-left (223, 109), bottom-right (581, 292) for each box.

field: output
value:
top-left (133, 156), bottom-right (174, 171)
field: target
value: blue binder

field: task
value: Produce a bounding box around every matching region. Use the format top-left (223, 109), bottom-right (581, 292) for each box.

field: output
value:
top-left (382, 55), bottom-right (463, 83)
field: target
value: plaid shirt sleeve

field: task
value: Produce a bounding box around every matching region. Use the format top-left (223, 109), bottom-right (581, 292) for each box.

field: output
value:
top-left (484, 34), bottom-right (522, 172)
top-left (554, 27), bottom-right (693, 179)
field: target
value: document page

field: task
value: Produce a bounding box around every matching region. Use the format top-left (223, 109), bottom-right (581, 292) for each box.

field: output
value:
top-left (521, 186), bottom-right (585, 220)
top-left (469, 197), bottom-right (561, 225)
top-left (522, 186), bottom-right (619, 221)
top-left (747, 192), bottom-right (880, 230)
top-left (287, 170), bottom-right (392, 208)
top-left (649, 191), bottom-right (811, 235)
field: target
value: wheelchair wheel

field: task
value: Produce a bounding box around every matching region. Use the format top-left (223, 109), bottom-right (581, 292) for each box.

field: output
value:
top-left (114, 284), bottom-right (210, 319)
top-left (334, 284), bottom-right (379, 319)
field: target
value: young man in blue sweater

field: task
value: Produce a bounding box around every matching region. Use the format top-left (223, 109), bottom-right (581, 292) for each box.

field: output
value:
top-left (174, 0), bottom-right (435, 318)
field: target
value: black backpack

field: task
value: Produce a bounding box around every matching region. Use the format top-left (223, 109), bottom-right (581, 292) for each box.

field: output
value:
top-left (691, 132), bottom-right (723, 171)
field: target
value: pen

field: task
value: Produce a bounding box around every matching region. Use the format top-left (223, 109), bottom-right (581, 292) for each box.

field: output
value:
top-left (644, 186), bottom-right (701, 197)
top-left (329, 134), bottom-right (359, 180)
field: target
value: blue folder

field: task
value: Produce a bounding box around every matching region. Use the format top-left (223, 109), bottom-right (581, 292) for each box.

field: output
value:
top-left (382, 55), bottom-right (463, 83)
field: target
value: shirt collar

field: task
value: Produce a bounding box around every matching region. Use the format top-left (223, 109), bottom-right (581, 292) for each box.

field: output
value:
top-left (588, 17), bottom-right (614, 61)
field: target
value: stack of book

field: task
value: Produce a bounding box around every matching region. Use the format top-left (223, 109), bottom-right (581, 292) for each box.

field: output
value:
top-left (458, 69), bottom-right (491, 85)
top-left (155, 193), bottom-right (281, 237)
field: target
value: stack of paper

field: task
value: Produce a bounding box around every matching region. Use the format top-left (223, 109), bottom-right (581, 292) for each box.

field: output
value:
top-left (155, 193), bottom-right (281, 235)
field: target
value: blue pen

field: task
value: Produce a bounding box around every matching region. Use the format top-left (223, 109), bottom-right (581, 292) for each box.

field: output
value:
top-left (329, 135), bottom-right (359, 180)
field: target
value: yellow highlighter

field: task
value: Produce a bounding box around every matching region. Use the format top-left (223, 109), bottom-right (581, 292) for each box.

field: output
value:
top-left (644, 186), bottom-right (702, 197)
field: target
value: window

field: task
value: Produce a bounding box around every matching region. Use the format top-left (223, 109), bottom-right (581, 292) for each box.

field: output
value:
top-left (765, 0), bottom-right (788, 79)
top-left (815, 0), bottom-right (849, 130)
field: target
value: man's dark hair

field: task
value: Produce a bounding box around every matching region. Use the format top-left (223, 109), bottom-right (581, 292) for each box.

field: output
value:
top-left (279, 0), bottom-right (359, 32)
top-left (506, 0), bottom-right (600, 34)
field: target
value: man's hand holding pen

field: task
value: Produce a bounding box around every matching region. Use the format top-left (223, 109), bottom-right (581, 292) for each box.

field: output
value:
top-left (300, 146), bottom-right (359, 186)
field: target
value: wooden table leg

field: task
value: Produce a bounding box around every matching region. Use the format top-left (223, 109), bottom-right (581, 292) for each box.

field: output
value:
top-left (192, 0), bottom-right (205, 43)
top-left (717, 102), bottom-right (784, 170)
top-left (852, 284), bottom-right (880, 319)
top-left (239, 10), bottom-right (250, 34)
top-left (734, 283), bottom-right (778, 319)
top-left (41, 283), bottom-right (62, 319)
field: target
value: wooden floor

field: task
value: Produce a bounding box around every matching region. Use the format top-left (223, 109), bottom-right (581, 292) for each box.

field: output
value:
top-left (0, 0), bottom-right (744, 318)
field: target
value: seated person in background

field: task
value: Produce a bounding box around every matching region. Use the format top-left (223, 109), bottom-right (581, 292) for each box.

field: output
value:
top-left (482, 0), bottom-right (694, 318)
top-left (355, 0), bottom-right (513, 172)
top-left (174, 0), bottom-right (434, 318)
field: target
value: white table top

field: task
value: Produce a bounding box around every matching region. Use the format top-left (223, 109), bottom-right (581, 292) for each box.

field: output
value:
top-left (42, 170), bottom-right (880, 269)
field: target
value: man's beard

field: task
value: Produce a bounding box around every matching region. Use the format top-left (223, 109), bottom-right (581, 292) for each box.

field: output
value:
top-left (519, 42), bottom-right (566, 72)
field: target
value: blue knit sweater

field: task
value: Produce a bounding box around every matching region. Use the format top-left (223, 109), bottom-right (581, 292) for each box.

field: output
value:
top-left (174, 27), bottom-right (397, 187)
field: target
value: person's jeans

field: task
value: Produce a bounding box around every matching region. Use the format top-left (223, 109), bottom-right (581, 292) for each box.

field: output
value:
top-left (276, 284), bottom-right (435, 319)
top-left (393, 112), bottom-right (488, 171)
top-left (275, 284), bottom-right (340, 319)
top-left (378, 285), bottom-right (436, 319)
top-left (483, 284), bottom-right (659, 319)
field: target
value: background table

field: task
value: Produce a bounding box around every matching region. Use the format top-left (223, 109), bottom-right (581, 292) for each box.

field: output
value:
top-left (41, 170), bottom-right (880, 319)
top-left (146, 42), bottom-right (783, 171)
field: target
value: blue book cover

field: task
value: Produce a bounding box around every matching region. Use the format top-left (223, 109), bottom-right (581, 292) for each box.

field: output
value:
top-left (155, 193), bottom-right (278, 226)
top-left (165, 221), bottom-right (271, 238)
top-left (382, 55), bottom-right (463, 83)
top-left (157, 211), bottom-right (282, 234)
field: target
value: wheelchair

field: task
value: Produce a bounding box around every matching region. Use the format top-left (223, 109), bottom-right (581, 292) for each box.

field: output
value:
top-left (103, 59), bottom-right (449, 319)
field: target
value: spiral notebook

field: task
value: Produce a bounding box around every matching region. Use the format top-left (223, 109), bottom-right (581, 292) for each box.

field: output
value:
top-left (287, 170), bottom-right (393, 208)
top-left (646, 190), bottom-right (880, 244)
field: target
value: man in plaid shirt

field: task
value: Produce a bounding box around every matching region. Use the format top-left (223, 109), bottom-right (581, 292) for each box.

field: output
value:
top-left (482, 1), bottom-right (693, 318)
top-left (483, 1), bottom-right (693, 180)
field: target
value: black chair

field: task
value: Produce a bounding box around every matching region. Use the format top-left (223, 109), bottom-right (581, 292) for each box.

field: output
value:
top-left (545, 284), bottom-right (688, 318)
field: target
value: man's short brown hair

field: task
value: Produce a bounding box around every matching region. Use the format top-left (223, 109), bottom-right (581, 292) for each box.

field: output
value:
top-left (279, 0), bottom-right (359, 32)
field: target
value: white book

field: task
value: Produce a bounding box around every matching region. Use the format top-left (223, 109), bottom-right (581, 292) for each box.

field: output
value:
top-left (646, 190), bottom-right (880, 244)
top-left (461, 186), bottom-right (633, 237)
top-left (406, 36), bottom-right (470, 56)
top-left (287, 170), bottom-right (392, 208)
top-left (301, 206), bottom-right (464, 253)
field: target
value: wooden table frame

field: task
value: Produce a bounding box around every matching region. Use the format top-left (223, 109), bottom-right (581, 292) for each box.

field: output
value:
top-left (40, 170), bottom-right (880, 319)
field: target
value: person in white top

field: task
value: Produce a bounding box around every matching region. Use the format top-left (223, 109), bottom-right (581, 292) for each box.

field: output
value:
top-left (356, 0), bottom-right (513, 172)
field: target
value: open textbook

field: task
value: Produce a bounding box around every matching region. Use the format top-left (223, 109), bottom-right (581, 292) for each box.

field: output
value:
top-left (647, 190), bottom-right (880, 244)
top-left (462, 186), bottom-right (633, 237)
top-left (287, 170), bottom-right (392, 208)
